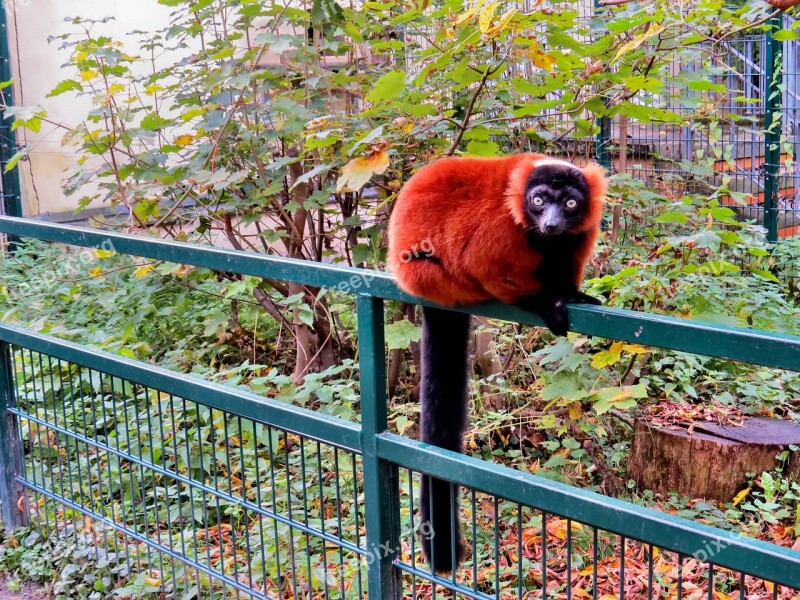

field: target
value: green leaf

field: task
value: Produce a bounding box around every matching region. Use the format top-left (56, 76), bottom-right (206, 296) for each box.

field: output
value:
top-left (748, 267), bottom-right (780, 283)
top-left (253, 32), bottom-right (300, 54)
top-left (344, 21), bottom-right (365, 42)
top-left (311, 0), bottom-right (344, 24)
top-left (465, 140), bottom-right (500, 156)
top-left (395, 415), bottom-right (411, 434)
top-left (773, 29), bottom-right (799, 41)
top-left (297, 305), bottom-right (315, 327)
top-left (542, 454), bottom-right (567, 468)
top-left (4, 148), bottom-right (27, 172)
top-left (593, 386), bottom-right (642, 415)
top-left (140, 112), bottom-right (171, 130)
top-left (48, 79), bottom-right (84, 97)
top-left (540, 371), bottom-right (587, 402)
top-left (366, 70), bottom-right (406, 103)
top-left (291, 163), bottom-right (331, 189)
top-left (385, 319), bottom-right (421, 350)
top-left (656, 211), bottom-right (689, 224)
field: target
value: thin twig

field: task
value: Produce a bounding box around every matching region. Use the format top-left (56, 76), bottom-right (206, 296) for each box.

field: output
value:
top-left (609, 409), bottom-right (635, 428)
top-left (446, 66), bottom-right (493, 156)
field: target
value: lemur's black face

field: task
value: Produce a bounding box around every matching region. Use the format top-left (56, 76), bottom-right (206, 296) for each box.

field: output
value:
top-left (523, 163), bottom-right (590, 237)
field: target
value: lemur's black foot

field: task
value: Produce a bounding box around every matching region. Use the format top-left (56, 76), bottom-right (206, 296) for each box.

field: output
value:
top-left (514, 291), bottom-right (601, 336)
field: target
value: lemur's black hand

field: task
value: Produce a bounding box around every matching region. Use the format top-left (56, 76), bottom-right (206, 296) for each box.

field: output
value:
top-left (514, 291), bottom-right (601, 336)
top-left (514, 295), bottom-right (569, 336)
top-left (565, 291), bottom-right (602, 305)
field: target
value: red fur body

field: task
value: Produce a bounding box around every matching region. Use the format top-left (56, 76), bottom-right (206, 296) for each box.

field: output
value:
top-left (387, 154), bottom-right (607, 306)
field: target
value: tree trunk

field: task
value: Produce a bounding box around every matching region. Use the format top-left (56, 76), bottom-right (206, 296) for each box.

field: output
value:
top-left (629, 417), bottom-right (800, 501)
top-left (473, 316), bottom-right (503, 409)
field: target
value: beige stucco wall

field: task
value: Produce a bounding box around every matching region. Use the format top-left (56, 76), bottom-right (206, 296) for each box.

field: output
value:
top-left (8, 0), bottom-right (174, 218)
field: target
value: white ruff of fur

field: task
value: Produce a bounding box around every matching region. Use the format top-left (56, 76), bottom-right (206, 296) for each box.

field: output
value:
top-left (533, 158), bottom-right (582, 171)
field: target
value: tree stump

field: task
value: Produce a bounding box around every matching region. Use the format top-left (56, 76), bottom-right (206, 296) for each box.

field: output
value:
top-left (629, 417), bottom-right (800, 502)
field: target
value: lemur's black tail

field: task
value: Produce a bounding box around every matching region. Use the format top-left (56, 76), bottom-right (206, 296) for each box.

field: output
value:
top-left (418, 305), bottom-right (471, 573)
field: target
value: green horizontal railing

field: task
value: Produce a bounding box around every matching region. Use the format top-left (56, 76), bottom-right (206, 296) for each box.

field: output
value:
top-left (0, 323), bottom-right (361, 453)
top-left (1, 215), bottom-right (800, 598)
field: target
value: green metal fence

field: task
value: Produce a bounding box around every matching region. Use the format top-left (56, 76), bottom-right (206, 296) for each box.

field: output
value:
top-left (590, 13), bottom-right (800, 242)
top-left (1, 215), bottom-right (800, 599)
top-left (0, 3), bottom-right (22, 220)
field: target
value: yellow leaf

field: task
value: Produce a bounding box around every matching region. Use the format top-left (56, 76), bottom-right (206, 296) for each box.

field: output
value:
top-left (134, 264), bottom-right (155, 277)
top-left (612, 22), bottom-right (665, 64)
top-left (568, 403), bottom-right (582, 420)
top-left (607, 388), bottom-right (632, 403)
top-left (337, 150), bottom-right (390, 192)
top-left (145, 84), bottom-right (165, 95)
top-left (174, 134), bottom-right (195, 147)
top-left (80, 70), bottom-right (98, 81)
top-left (89, 267), bottom-right (103, 278)
top-left (144, 577), bottom-right (162, 587)
top-left (547, 518), bottom-right (582, 540)
top-left (94, 249), bottom-right (116, 259)
top-left (485, 8), bottom-right (517, 37)
top-left (455, 5), bottom-right (480, 26)
top-left (732, 487), bottom-right (750, 506)
top-left (478, 2), bottom-right (500, 33)
top-left (572, 588), bottom-right (592, 598)
top-left (108, 83), bottom-right (125, 94)
top-left (529, 45), bottom-right (556, 72)
top-left (713, 592), bottom-right (733, 600)
top-left (621, 343), bottom-right (650, 354)
top-left (591, 341), bottom-right (624, 368)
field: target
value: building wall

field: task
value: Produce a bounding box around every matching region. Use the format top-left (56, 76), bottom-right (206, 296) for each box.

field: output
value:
top-left (7, 0), bottom-right (173, 218)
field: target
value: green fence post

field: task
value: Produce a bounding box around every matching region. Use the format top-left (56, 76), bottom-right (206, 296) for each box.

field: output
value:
top-left (357, 294), bottom-right (402, 600)
top-left (0, 3), bottom-right (22, 219)
top-left (763, 14), bottom-right (783, 243)
top-left (596, 114), bottom-right (612, 171)
top-left (0, 342), bottom-right (26, 528)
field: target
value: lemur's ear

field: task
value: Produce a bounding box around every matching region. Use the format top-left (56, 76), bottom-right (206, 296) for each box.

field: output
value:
top-left (504, 155), bottom-right (541, 227)
top-left (574, 162), bottom-right (608, 233)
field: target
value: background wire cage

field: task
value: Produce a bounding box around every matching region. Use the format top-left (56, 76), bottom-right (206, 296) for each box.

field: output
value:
top-left (0, 217), bottom-right (800, 599)
top-left (591, 13), bottom-right (800, 242)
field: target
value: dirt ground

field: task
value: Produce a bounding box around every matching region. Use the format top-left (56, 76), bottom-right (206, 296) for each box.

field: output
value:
top-left (0, 579), bottom-right (47, 600)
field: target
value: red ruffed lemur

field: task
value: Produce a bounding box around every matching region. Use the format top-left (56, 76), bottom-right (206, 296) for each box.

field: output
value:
top-left (387, 154), bottom-right (607, 573)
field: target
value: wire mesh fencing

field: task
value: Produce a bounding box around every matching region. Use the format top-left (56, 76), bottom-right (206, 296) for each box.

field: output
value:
top-left (3, 332), bottom-right (800, 600)
top-left (8, 344), bottom-right (367, 599)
